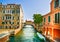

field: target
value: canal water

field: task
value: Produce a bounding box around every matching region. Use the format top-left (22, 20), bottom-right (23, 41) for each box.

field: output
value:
top-left (9, 25), bottom-right (44, 42)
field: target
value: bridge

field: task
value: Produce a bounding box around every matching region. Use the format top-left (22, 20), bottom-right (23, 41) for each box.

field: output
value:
top-left (24, 20), bottom-right (43, 32)
top-left (24, 20), bottom-right (36, 28)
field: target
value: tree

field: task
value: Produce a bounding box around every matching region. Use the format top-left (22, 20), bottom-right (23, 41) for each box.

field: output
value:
top-left (33, 14), bottom-right (43, 29)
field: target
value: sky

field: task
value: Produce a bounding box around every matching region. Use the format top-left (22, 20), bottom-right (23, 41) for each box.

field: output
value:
top-left (0, 0), bottom-right (51, 21)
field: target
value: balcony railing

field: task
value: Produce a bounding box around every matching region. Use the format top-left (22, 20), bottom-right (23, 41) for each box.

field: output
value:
top-left (53, 21), bottom-right (60, 25)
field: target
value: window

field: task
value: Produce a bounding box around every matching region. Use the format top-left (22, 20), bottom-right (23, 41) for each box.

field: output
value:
top-left (17, 22), bottom-right (19, 25)
top-left (7, 10), bottom-right (11, 14)
top-left (12, 10), bottom-right (15, 14)
top-left (16, 9), bottom-right (20, 14)
top-left (3, 10), bottom-right (5, 13)
top-left (10, 5), bottom-right (14, 8)
top-left (2, 5), bottom-right (6, 8)
top-left (55, 13), bottom-right (60, 23)
top-left (7, 16), bottom-right (9, 19)
top-left (17, 26), bottom-right (19, 28)
top-left (2, 22), bottom-right (7, 24)
top-left (2, 22), bottom-right (5, 24)
top-left (9, 10), bottom-right (11, 14)
top-left (6, 16), bottom-right (11, 20)
top-left (7, 10), bottom-right (9, 13)
top-left (5, 22), bottom-right (7, 24)
top-left (54, 0), bottom-right (60, 8)
top-left (6, 16), bottom-right (7, 19)
top-left (12, 22), bottom-right (14, 24)
top-left (48, 16), bottom-right (50, 22)
top-left (58, 13), bottom-right (60, 23)
top-left (0, 26), bottom-right (2, 29)
top-left (59, 0), bottom-right (60, 7)
top-left (9, 16), bottom-right (11, 19)
top-left (13, 16), bottom-right (14, 20)
top-left (5, 10), bottom-right (12, 14)
top-left (55, 14), bottom-right (57, 23)
top-left (58, 13), bottom-right (59, 23)
top-left (44, 18), bottom-right (46, 22)
top-left (9, 22), bottom-right (11, 24)
top-left (5, 26), bottom-right (8, 29)
top-left (9, 26), bottom-right (11, 29)
top-left (5, 10), bottom-right (7, 14)
top-left (2, 16), bottom-right (4, 20)
top-left (59, 13), bottom-right (60, 24)
top-left (18, 17), bottom-right (19, 20)
top-left (9, 22), bottom-right (14, 24)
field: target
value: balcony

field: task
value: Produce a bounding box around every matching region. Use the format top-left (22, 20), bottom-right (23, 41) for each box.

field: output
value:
top-left (53, 21), bottom-right (60, 25)
top-left (4, 14), bottom-right (12, 16)
top-left (53, 21), bottom-right (60, 28)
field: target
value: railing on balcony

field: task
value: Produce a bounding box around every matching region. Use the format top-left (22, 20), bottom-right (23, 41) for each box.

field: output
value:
top-left (53, 21), bottom-right (60, 25)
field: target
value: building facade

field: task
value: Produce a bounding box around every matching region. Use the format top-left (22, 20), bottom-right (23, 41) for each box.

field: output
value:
top-left (0, 3), bottom-right (23, 32)
top-left (43, 0), bottom-right (60, 41)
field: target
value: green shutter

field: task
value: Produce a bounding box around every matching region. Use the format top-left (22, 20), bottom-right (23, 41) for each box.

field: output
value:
top-left (55, 14), bottom-right (57, 23)
top-left (54, 0), bottom-right (56, 8)
top-left (54, 0), bottom-right (59, 8)
top-left (58, 13), bottom-right (59, 23)
top-left (58, 13), bottom-right (60, 24)
top-left (44, 18), bottom-right (46, 22)
top-left (59, 0), bottom-right (60, 7)
top-left (48, 16), bottom-right (50, 22)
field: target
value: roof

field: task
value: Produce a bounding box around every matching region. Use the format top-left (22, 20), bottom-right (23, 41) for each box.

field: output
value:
top-left (43, 12), bottom-right (51, 17)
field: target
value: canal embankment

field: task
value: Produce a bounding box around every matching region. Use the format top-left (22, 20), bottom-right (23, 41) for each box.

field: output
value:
top-left (0, 28), bottom-right (23, 42)
top-left (42, 34), bottom-right (55, 42)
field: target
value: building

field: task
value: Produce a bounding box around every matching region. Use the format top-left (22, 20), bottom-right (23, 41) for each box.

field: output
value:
top-left (0, 3), bottom-right (23, 34)
top-left (43, 0), bottom-right (60, 42)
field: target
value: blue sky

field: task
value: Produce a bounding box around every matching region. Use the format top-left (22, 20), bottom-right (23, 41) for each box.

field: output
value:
top-left (0, 0), bottom-right (51, 21)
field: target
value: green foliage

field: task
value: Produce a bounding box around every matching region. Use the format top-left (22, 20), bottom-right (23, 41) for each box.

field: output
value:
top-left (33, 14), bottom-right (43, 25)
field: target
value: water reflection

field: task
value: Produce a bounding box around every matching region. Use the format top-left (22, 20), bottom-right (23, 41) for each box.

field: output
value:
top-left (9, 25), bottom-right (42, 42)
top-left (9, 36), bottom-right (15, 42)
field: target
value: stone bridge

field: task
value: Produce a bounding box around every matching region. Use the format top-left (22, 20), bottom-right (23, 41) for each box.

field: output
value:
top-left (24, 20), bottom-right (43, 32)
top-left (24, 20), bottom-right (36, 28)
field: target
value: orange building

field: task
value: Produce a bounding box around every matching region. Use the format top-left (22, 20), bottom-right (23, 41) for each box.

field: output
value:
top-left (43, 0), bottom-right (60, 42)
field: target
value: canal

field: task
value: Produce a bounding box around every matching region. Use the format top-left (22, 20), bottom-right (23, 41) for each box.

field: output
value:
top-left (9, 25), bottom-right (45, 42)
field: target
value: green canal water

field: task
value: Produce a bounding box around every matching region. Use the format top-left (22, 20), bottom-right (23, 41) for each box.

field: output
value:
top-left (9, 25), bottom-right (45, 42)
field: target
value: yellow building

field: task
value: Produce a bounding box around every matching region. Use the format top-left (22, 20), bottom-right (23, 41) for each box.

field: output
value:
top-left (0, 3), bottom-right (23, 34)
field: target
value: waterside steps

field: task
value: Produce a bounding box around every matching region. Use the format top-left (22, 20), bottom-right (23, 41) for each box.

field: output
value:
top-left (0, 33), bottom-right (9, 42)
